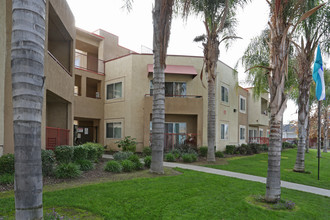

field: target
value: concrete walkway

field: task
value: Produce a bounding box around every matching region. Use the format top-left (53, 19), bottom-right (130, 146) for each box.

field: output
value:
top-left (163, 162), bottom-right (330, 198)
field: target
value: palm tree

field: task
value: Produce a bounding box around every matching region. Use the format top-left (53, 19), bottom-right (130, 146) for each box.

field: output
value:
top-left (292, 1), bottom-right (329, 172)
top-left (11, 0), bottom-right (46, 218)
top-left (321, 68), bottom-right (329, 153)
top-left (264, 0), bottom-right (324, 202)
top-left (183, 0), bottom-right (249, 162)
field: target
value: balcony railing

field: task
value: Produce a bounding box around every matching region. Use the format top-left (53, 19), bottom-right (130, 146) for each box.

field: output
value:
top-left (248, 137), bottom-right (269, 145)
top-left (46, 127), bottom-right (70, 150)
top-left (75, 52), bottom-right (105, 75)
top-left (150, 133), bottom-right (197, 152)
top-left (48, 51), bottom-right (71, 76)
top-left (145, 94), bottom-right (202, 98)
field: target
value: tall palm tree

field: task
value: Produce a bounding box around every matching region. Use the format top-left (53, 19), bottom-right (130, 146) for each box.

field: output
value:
top-left (292, 0), bottom-right (329, 172)
top-left (150, 0), bottom-right (175, 173)
top-left (265, 0), bottom-right (324, 202)
top-left (11, 0), bottom-right (46, 218)
top-left (183, 0), bottom-right (249, 162)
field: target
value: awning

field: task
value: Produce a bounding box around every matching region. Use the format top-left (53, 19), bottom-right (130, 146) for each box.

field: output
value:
top-left (147, 64), bottom-right (197, 77)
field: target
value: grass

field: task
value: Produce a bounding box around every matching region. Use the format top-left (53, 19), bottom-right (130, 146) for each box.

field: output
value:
top-left (0, 169), bottom-right (329, 219)
top-left (204, 149), bottom-right (330, 189)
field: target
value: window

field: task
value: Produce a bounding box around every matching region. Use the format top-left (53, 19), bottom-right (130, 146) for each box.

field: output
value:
top-left (106, 122), bottom-right (122, 138)
top-left (240, 126), bottom-right (246, 140)
top-left (249, 129), bottom-right (257, 138)
top-left (240, 96), bottom-right (246, 113)
top-left (150, 81), bottom-right (186, 97)
top-left (221, 86), bottom-right (229, 103)
top-left (220, 123), bottom-right (229, 140)
top-left (107, 82), bottom-right (122, 99)
top-left (260, 129), bottom-right (263, 137)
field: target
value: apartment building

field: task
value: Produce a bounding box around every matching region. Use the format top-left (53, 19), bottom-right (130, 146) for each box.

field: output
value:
top-left (0, 0), bottom-right (75, 155)
top-left (0, 0), bottom-right (269, 155)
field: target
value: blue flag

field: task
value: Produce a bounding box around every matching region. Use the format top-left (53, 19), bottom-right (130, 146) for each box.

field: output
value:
top-left (312, 45), bottom-right (325, 101)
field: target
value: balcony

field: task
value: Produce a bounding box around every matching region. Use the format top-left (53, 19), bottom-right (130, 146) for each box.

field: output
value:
top-left (75, 51), bottom-right (104, 75)
top-left (150, 133), bottom-right (197, 152)
top-left (248, 137), bottom-right (269, 145)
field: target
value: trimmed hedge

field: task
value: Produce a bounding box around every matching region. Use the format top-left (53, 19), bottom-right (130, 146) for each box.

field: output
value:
top-left (225, 145), bottom-right (236, 155)
top-left (215, 151), bottom-right (224, 158)
top-left (0, 154), bottom-right (14, 175)
top-left (199, 146), bottom-right (208, 157)
top-left (73, 145), bottom-right (88, 161)
top-left (54, 146), bottom-right (73, 164)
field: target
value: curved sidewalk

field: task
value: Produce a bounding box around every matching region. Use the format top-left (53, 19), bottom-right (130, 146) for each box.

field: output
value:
top-left (164, 162), bottom-right (330, 198)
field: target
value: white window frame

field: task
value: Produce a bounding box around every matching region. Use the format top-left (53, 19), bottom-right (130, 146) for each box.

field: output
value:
top-left (239, 125), bottom-right (246, 140)
top-left (106, 82), bottom-right (122, 100)
top-left (260, 128), bottom-right (263, 138)
top-left (221, 85), bottom-right (229, 104)
top-left (220, 123), bottom-right (229, 140)
top-left (106, 122), bottom-right (122, 139)
top-left (239, 95), bottom-right (246, 113)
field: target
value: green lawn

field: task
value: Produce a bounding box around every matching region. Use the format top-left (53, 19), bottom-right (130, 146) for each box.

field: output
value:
top-left (0, 169), bottom-right (329, 219)
top-left (204, 149), bottom-right (330, 189)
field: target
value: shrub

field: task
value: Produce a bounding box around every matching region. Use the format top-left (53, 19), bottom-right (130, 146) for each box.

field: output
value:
top-left (104, 160), bottom-right (122, 173)
top-left (261, 144), bottom-right (268, 151)
top-left (83, 142), bottom-right (104, 160)
top-left (41, 150), bottom-right (56, 176)
top-left (170, 149), bottom-right (181, 159)
top-left (142, 147), bottom-right (152, 156)
top-left (113, 151), bottom-right (133, 161)
top-left (121, 160), bottom-right (135, 172)
top-left (237, 144), bottom-right (247, 155)
top-left (54, 145), bottom-right (73, 164)
top-left (72, 145), bottom-right (88, 161)
top-left (165, 153), bottom-right (176, 162)
top-left (225, 145), bottom-right (236, 155)
top-left (249, 143), bottom-right (262, 154)
top-left (128, 154), bottom-right (143, 170)
top-left (0, 173), bottom-right (14, 185)
top-left (199, 146), bottom-right (208, 157)
top-left (55, 163), bottom-right (81, 179)
top-left (75, 159), bottom-right (94, 171)
top-left (215, 151), bottom-right (224, 158)
top-left (116, 136), bottom-right (137, 152)
top-left (0, 154), bottom-right (15, 175)
top-left (182, 153), bottom-right (196, 163)
top-left (82, 143), bottom-right (98, 162)
top-left (144, 156), bottom-right (151, 168)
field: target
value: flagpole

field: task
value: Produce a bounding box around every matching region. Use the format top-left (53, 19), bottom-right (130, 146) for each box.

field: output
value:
top-left (317, 100), bottom-right (321, 180)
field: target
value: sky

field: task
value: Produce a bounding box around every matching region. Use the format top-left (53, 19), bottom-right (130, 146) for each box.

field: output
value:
top-left (66, 0), bottom-right (326, 124)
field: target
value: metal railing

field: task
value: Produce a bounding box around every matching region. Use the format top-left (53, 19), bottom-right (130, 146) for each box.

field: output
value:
top-left (75, 52), bottom-right (105, 75)
top-left (248, 137), bottom-right (269, 145)
top-left (48, 51), bottom-right (71, 76)
top-left (46, 127), bottom-right (70, 150)
top-left (150, 133), bottom-right (197, 152)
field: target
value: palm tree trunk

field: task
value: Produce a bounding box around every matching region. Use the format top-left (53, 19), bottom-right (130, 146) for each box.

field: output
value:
top-left (150, 0), bottom-right (174, 174)
top-left (306, 113), bottom-right (310, 153)
top-left (11, 0), bottom-right (45, 218)
top-left (207, 74), bottom-right (216, 161)
top-left (323, 106), bottom-right (328, 153)
top-left (294, 72), bottom-right (311, 172)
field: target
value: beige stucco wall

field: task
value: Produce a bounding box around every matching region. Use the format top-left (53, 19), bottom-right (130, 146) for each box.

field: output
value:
top-left (238, 87), bottom-right (249, 144)
top-left (247, 89), bottom-right (269, 127)
top-left (0, 0), bottom-right (6, 155)
top-left (215, 62), bottom-right (239, 151)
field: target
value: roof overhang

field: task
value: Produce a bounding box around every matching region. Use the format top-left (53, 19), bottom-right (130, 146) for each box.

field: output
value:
top-left (147, 64), bottom-right (197, 77)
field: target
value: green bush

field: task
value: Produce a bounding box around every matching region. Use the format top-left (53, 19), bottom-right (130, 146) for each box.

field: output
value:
top-left (0, 173), bottom-right (14, 185)
top-left (225, 145), bottom-right (236, 155)
top-left (41, 150), bottom-right (56, 176)
top-left (165, 153), bottom-right (176, 162)
top-left (261, 144), bottom-right (268, 151)
top-left (144, 156), bottom-right (151, 168)
top-left (104, 160), bottom-right (122, 173)
top-left (128, 154), bottom-right (143, 170)
top-left (215, 151), bottom-right (224, 158)
top-left (54, 145), bottom-right (73, 164)
top-left (121, 160), bottom-right (135, 172)
top-left (83, 142), bottom-right (104, 160)
top-left (142, 147), bottom-right (152, 156)
top-left (0, 154), bottom-right (15, 175)
top-left (82, 143), bottom-right (98, 162)
top-left (55, 163), bottom-right (81, 179)
top-left (249, 143), bottom-right (263, 154)
top-left (237, 144), bottom-right (247, 155)
top-left (199, 146), bottom-right (208, 157)
top-left (113, 151), bottom-right (133, 161)
top-left (75, 159), bottom-right (94, 171)
top-left (116, 136), bottom-right (137, 153)
top-left (170, 149), bottom-right (181, 159)
top-left (182, 153), bottom-right (196, 163)
top-left (72, 145), bottom-right (88, 161)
